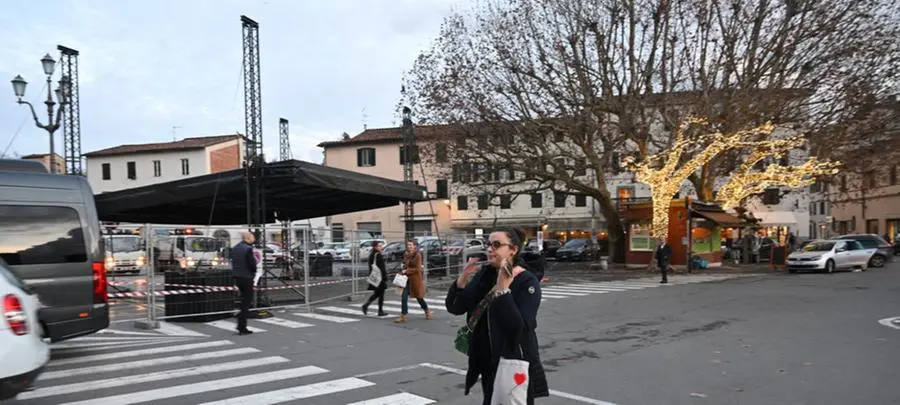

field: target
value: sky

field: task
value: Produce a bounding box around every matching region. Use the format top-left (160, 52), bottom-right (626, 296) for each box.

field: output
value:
top-left (0, 0), bottom-right (463, 164)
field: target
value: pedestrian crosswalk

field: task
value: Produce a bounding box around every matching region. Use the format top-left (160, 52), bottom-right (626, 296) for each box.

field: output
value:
top-left (95, 274), bottom-right (752, 340)
top-left (18, 339), bottom-right (439, 404)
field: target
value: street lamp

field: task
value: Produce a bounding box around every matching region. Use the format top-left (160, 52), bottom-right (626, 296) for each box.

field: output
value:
top-left (10, 53), bottom-right (70, 174)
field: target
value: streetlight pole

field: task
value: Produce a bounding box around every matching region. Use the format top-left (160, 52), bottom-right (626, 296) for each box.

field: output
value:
top-left (10, 53), bottom-right (71, 174)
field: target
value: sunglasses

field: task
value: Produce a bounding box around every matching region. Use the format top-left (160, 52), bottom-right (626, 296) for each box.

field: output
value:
top-left (488, 240), bottom-right (513, 250)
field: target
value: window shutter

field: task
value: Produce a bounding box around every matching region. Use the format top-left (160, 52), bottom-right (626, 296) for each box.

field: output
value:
top-left (357, 149), bottom-right (363, 166)
top-left (369, 148), bottom-right (376, 166)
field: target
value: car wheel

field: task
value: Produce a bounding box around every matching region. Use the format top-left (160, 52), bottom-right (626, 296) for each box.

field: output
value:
top-left (823, 259), bottom-right (835, 273)
top-left (869, 254), bottom-right (886, 268)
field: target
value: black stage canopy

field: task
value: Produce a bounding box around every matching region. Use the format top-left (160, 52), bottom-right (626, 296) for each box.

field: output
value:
top-left (94, 160), bottom-right (429, 225)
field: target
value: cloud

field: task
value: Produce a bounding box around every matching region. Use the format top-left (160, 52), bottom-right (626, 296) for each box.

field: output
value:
top-left (0, 0), bottom-right (461, 161)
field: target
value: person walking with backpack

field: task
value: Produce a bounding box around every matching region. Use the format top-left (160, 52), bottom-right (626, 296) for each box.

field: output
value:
top-left (362, 241), bottom-right (388, 317)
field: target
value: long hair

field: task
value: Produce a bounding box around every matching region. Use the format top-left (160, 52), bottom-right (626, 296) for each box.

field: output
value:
top-left (368, 241), bottom-right (383, 267)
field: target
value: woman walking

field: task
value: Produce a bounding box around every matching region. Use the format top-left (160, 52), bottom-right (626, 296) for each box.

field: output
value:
top-left (395, 240), bottom-right (433, 323)
top-left (445, 228), bottom-right (548, 404)
top-left (361, 241), bottom-right (388, 317)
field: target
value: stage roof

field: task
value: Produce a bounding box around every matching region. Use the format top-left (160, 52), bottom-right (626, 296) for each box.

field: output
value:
top-left (94, 160), bottom-right (429, 225)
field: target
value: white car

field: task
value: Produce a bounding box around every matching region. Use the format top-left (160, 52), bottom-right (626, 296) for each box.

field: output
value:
top-left (0, 262), bottom-right (50, 400)
top-left (787, 239), bottom-right (875, 273)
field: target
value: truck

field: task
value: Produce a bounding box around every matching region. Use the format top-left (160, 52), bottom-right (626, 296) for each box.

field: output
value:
top-left (103, 232), bottom-right (147, 275)
top-left (152, 230), bottom-right (228, 271)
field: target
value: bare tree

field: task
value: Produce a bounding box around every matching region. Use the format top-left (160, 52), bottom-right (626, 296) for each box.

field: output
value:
top-left (403, 0), bottom-right (900, 260)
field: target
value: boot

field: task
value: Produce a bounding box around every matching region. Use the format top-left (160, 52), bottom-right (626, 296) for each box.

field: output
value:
top-left (361, 302), bottom-right (369, 315)
top-left (425, 311), bottom-right (433, 320)
top-left (394, 315), bottom-right (408, 323)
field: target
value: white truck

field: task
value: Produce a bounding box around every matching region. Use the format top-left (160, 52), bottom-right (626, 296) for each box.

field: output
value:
top-left (153, 235), bottom-right (227, 271)
top-left (103, 234), bottom-right (147, 275)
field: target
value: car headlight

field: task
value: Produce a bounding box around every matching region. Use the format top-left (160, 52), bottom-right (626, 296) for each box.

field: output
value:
top-left (809, 256), bottom-right (822, 261)
top-left (136, 256), bottom-right (145, 267)
top-left (105, 256), bottom-right (116, 269)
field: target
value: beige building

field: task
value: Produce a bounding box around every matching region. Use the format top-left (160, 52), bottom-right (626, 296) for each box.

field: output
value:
top-left (21, 153), bottom-right (65, 174)
top-left (825, 166), bottom-right (900, 241)
top-left (318, 128), bottom-right (453, 242)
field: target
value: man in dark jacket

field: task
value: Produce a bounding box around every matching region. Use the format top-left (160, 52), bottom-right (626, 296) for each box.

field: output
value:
top-left (231, 231), bottom-right (257, 335)
top-left (655, 237), bottom-right (672, 284)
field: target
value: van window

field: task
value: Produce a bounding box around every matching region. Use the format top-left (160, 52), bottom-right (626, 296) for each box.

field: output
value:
top-left (0, 205), bottom-right (88, 265)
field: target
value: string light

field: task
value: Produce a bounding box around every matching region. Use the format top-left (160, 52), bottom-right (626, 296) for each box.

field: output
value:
top-left (625, 116), bottom-right (836, 240)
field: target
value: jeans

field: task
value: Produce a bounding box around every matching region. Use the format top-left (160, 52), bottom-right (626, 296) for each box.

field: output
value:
top-left (400, 285), bottom-right (428, 315)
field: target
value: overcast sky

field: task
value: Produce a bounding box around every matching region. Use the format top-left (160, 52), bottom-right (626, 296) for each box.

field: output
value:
top-left (0, 0), bottom-right (461, 164)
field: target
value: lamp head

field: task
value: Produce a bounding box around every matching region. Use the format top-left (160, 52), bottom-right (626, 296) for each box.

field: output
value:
top-left (40, 54), bottom-right (56, 76)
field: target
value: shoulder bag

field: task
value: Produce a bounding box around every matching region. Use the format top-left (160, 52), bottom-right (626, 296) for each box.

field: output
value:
top-left (454, 289), bottom-right (494, 355)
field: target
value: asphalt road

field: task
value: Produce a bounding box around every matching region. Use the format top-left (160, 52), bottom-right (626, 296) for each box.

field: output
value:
top-left (17, 265), bottom-right (899, 404)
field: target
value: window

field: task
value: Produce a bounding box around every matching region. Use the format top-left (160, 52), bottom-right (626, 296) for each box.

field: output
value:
top-left (574, 161), bottom-right (587, 177)
top-left (101, 163), bottom-right (111, 180)
top-left (840, 175), bottom-right (847, 191)
top-left (864, 171), bottom-right (877, 188)
top-left (457, 195), bottom-right (469, 210)
top-left (181, 158), bottom-right (190, 175)
top-left (554, 192), bottom-right (567, 208)
top-left (891, 165), bottom-right (898, 185)
top-left (500, 195), bottom-right (512, 209)
top-left (435, 143), bottom-right (448, 163)
top-left (819, 201), bottom-right (826, 215)
top-left (0, 206), bottom-right (87, 265)
top-left (399, 145), bottom-right (420, 164)
top-left (617, 186), bottom-right (634, 202)
top-left (436, 179), bottom-right (449, 199)
top-left (331, 223), bottom-right (345, 243)
top-left (357, 148), bottom-right (376, 167)
top-left (629, 223), bottom-right (652, 251)
top-left (866, 220), bottom-right (879, 235)
top-left (762, 188), bottom-right (780, 205)
top-left (575, 194), bottom-right (587, 207)
top-left (477, 194), bottom-right (489, 210)
top-left (153, 160), bottom-right (162, 177)
top-left (530, 193), bottom-right (542, 208)
top-left (126, 161), bottom-right (137, 180)
top-left (810, 202), bottom-right (817, 216)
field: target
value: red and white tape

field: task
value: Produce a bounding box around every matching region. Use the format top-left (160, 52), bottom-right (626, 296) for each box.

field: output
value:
top-left (107, 277), bottom-right (366, 298)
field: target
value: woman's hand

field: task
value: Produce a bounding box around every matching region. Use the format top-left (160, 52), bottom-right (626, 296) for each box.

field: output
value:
top-left (456, 257), bottom-right (480, 289)
top-left (497, 260), bottom-right (525, 290)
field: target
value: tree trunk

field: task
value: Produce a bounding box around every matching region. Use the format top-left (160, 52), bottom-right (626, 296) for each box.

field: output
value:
top-left (594, 194), bottom-right (625, 263)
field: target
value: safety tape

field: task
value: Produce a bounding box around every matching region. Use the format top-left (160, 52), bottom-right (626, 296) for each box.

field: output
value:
top-left (107, 277), bottom-right (366, 299)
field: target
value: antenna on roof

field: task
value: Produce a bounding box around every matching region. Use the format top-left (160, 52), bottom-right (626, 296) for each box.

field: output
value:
top-left (362, 108), bottom-right (368, 131)
top-left (172, 126), bottom-right (181, 142)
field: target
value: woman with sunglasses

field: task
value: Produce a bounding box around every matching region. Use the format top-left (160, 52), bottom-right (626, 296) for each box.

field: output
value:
top-left (445, 228), bottom-right (548, 404)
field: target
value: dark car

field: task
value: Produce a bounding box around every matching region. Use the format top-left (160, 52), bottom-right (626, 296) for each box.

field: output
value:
top-left (382, 241), bottom-right (405, 261)
top-left (527, 239), bottom-right (563, 258)
top-left (555, 239), bottom-right (599, 261)
top-left (831, 234), bottom-right (893, 267)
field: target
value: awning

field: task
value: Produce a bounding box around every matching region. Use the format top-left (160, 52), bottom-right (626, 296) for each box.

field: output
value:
top-left (752, 211), bottom-right (798, 226)
top-left (692, 210), bottom-right (742, 226)
top-left (94, 160), bottom-right (429, 225)
top-left (450, 217), bottom-right (545, 229)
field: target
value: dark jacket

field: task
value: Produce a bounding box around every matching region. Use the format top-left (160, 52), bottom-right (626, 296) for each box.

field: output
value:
top-left (445, 260), bottom-right (549, 402)
top-left (655, 243), bottom-right (672, 263)
top-left (367, 250), bottom-right (387, 291)
top-left (231, 241), bottom-right (257, 279)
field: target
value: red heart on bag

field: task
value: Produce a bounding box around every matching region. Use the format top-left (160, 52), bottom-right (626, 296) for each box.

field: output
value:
top-left (513, 372), bottom-right (527, 385)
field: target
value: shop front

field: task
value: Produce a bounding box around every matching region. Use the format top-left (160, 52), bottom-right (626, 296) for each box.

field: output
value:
top-left (623, 199), bottom-right (741, 269)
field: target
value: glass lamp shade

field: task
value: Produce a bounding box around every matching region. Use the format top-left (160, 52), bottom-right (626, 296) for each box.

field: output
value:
top-left (41, 54), bottom-right (56, 76)
top-left (11, 75), bottom-right (27, 98)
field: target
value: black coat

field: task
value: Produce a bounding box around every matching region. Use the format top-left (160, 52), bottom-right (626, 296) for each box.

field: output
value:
top-left (367, 251), bottom-right (387, 291)
top-left (655, 243), bottom-right (672, 263)
top-left (445, 260), bottom-right (549, 403)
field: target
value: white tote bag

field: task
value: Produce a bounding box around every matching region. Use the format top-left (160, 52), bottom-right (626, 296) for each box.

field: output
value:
top-left (490, 357), bottom-right (530, 405)
top-left (392, 273), bottom-right (408, 288)
top-left (366, 258), bottom-right (383, 287)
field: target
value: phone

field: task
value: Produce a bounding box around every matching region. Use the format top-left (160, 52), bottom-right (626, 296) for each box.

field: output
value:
top-left (502, 260), bottom-right (513, 277)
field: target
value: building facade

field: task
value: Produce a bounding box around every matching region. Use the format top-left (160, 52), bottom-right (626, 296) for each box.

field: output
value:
top-left (21, 153), bottom-right (65, 174)
top-left (825, 165), bottom-right (900, 242)
top-left (84, 134), bottom-right (245, 193)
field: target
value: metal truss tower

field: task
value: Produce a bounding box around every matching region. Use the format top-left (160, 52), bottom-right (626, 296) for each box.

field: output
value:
top-left (401, 107), bottom-right (416, 240)
top-left (58, 45), bottom-right (82, 176)
top-left (278, 118), bottom-right (291, 161)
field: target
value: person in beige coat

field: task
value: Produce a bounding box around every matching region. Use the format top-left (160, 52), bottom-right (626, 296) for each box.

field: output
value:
top-left (395, 240), bottom-right (433, 323)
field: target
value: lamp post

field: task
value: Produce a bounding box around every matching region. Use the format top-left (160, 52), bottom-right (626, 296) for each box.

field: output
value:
top-left (10, 53), bottom-right (71, 174)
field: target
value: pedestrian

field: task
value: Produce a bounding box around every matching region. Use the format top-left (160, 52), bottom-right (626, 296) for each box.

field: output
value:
top-left (361, 241), bottom-right (389, 317)
top-left (445, 228), bottom-right (549, 405)
top-left (395, 240), bottom-right (433, 323)
top-left (230, 231), bottom-right (257, 335)
top-left (655, 237), bottom-right (672, 284)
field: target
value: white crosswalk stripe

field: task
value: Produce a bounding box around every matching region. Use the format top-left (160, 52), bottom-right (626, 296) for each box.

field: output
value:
top-left (205, 319), bottom-right (267, 333)
top-left (536, 274), bottom-right (752, 301)
top-left (293, 311), bottom-right (361, 323)
top-left (20, 339), bottom-right (439, 404)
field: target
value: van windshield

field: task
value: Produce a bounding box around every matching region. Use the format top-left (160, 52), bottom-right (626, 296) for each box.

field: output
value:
top-left (0, 205), bottom-right (87, 265)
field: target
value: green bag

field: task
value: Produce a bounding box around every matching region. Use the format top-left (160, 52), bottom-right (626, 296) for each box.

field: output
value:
top-left (454, 293), bottom-right (494, 355)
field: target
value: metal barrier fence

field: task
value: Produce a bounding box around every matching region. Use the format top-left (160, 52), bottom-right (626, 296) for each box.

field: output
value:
top-left (103, 223), bottom-right (494, 327)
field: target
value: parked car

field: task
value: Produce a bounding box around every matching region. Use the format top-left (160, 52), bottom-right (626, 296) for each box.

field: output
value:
top-left (442, 238), bottom-right (488, 262)
top-left (555, 239), bottom-right (600, 261)
top-left (526, 239), bottom-right (563, 258)
top-left (831, 234), bottom-right (893, 268)
top-left (0, 159), bottom-right (109, 342)
top-left (382, 241), bottom-right (405, 261)
top-left (0, 261), bottom-right (50, 400)
top-left (786, 239), bottom-right (874, 273)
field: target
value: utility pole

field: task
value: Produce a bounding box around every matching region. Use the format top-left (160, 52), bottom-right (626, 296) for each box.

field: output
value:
top-left (58, 45), bottom-right (82, 176)
top-left (401, 106), bottom-right (416, 240)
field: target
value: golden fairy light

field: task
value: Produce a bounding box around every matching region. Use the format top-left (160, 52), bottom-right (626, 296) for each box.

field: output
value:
top-left (625, 116), bottom-right (829, 240)
top-left (717, 157), bottom-right (841, 209)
